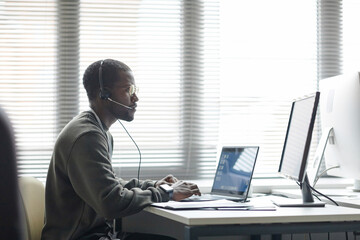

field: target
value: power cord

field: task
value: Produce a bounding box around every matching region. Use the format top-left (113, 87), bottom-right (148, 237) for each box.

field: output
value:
top-left (305, 181), bottom-right (339, 206)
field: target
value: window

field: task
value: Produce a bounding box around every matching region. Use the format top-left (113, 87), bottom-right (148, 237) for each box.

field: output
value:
top-left (1, 0), bottom-right (357, 181)
top-left (343, 0), bottom-right (360, 71)
top-left (219, 0), bottom-right (317, 177)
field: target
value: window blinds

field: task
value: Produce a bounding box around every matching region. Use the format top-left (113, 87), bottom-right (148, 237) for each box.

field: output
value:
top-left (1, 0), bottom-right (356, 181)
top-left (317, 0), bottom-right (342, 80)
top-left (0, 0), bottom-right (219, 181)
top-left (0, 0), bottom-right (57, 181)
top-left (78, 0), bottom-right (220, 179)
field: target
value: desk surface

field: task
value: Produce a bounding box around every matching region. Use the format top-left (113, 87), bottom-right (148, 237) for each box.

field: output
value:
top-left (272, 188), bottom-right (360, 209)
top-left (144, 196), bottom-right (360, 225)
top-left (122, 196), bottom-right (360, 239)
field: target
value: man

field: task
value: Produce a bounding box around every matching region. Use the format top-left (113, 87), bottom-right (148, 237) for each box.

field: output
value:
top-left (41, 59), bottom-right (201, 240)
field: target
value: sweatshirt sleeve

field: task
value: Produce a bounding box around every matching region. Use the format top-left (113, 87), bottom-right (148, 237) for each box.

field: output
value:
top-left (67, 132), bottom-right (170, 219)
top-left (117, 178), bottom-right (156, 190)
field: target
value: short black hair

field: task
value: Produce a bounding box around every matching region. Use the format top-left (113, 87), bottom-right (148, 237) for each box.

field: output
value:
top-left (83, 59), bottom-right (132, 100)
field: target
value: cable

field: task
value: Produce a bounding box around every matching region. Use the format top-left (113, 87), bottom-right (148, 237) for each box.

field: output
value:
top-left (313, 165), bottom-right (340, 187)
top-left (306, 181), bottom-right (339, 206)
top-left (295, 181), bottom-right (321, 201)
top-left (117, 119), bottom-right (142, 182)
top-left (297, 181), bottom-right (322, 202)
top-left (313, 193), bottom-right (321, 201)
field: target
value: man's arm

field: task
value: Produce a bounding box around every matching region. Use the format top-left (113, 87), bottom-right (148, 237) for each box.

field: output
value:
top-left (119, 174), bottom-right (201, 200)
top-left (119, 174), bottom-right (178, 190)
top-left (67, 132), bottom-right (170, 219)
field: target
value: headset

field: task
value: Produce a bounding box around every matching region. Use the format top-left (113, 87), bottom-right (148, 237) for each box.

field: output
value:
top-left (99, 60), bottom-right (111, 100)
top-left (98, 60), bottom-right (133, 110)
top-left (98, 59), bottom-right (141, 177)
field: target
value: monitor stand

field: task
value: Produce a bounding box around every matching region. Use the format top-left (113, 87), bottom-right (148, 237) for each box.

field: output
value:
top-left (272, 175), bottom-right (325, 207)
top-left (309, 127), bottom-right (360, 192)
top-left (307, 127), bottom-right (334, 187)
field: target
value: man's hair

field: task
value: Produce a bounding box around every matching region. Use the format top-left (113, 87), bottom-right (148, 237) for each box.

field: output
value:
top-left (83, 59), bottom-right (131, 100)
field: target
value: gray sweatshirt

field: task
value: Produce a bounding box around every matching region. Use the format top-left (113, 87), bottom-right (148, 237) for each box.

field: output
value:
top-left (41, 111), bottom-right (169, 240)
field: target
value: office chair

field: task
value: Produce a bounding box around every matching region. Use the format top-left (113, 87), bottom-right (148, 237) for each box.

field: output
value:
top-left (0, 107), bottom-right (25, 239)
top-left (19, 176), bottom-right (45, 240)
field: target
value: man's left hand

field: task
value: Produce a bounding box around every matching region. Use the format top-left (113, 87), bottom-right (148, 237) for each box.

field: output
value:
top-left (155, 174), bottom-right (178, 187)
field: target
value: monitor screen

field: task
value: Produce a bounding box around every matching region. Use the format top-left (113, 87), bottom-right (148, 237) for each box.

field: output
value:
top-left (278, 93), bottom-right (320, 183)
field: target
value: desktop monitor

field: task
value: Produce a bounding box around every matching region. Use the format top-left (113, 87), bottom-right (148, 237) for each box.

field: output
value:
top-left (274, 92), bottom-right (324, 207)
top-left (319, 72), bottom-right (360, 191)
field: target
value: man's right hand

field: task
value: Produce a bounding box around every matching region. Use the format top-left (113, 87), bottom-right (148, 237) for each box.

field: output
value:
top-left (171, 181), bottom-right (201, 201)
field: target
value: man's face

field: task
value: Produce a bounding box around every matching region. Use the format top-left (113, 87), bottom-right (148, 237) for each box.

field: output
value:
top-left (108, 71), bottom-right (139, 122)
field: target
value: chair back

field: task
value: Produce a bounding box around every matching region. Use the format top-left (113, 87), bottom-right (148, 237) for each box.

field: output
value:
top-left (19, 177), bottom-right (45, 240)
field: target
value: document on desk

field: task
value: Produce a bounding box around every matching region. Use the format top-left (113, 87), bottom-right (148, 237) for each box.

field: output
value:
top-left (152, 199), bottom-right (251, 210)
top-left (152, 199), bottom-right (275, 211)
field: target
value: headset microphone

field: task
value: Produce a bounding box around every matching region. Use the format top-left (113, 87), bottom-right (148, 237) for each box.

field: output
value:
top-left (107, 98), bottom-right (134, 110)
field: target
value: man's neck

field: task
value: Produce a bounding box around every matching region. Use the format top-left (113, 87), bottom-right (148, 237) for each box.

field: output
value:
top-left (90, 103), bottom-right (116, 130)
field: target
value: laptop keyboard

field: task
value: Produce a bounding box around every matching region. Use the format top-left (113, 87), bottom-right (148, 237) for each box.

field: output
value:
top-left (181, 194), bottom-right (244, 202)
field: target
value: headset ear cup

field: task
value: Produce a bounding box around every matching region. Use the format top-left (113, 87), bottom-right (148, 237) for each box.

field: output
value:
top-left (100, 89), bottom-right (111, 100)
top-left (99, 60), bottom-right (110, 100)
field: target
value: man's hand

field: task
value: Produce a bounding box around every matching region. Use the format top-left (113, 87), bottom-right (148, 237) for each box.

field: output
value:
top-left (155, 174), bottom-right (178, 187)
top-left (171, 181), bottom-right (201, 201)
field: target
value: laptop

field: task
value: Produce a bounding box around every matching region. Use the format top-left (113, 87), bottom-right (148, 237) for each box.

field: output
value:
top-left (184, 146), bottom-right (259, 202)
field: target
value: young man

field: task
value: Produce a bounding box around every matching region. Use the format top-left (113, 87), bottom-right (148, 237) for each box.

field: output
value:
top-left (41, 59), bottom-right (201, 240)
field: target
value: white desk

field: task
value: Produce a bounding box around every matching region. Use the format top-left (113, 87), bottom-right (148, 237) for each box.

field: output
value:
top-left (272, 188), bottom-right (360, 209)
top-left (122, 196), bottom-right (360, 240)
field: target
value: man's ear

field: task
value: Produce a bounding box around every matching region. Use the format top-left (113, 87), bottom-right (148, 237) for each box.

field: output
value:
top-left (100, 87), bottom-right (111, 100)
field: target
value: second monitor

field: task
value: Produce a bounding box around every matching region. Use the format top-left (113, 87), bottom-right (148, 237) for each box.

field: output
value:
top-left (274, 92), bottom-right (325, 207)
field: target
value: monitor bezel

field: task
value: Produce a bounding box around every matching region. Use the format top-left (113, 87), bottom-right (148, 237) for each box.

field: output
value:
top-left (278, 92), bottom-right (320, 183)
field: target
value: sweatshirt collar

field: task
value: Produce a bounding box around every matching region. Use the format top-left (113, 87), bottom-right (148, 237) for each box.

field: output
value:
top-left (88, 108), bottom-right (109, 132)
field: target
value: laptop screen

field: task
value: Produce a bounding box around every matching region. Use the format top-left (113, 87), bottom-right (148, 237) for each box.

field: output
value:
top-left (211, 146), bottom-right (259, 196)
